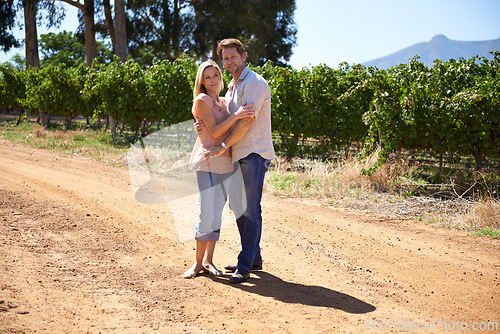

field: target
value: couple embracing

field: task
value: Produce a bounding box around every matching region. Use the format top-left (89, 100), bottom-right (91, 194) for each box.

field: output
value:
top-left (184, 38), bottom-right (275, 284)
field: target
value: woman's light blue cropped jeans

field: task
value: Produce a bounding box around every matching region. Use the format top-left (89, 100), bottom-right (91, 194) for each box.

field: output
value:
top-left (195, 171), bottom-right (233, 242)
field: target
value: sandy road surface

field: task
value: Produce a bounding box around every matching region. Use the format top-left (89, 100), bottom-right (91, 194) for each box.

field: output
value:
top-left (0, 140), bottom-right (498, 333)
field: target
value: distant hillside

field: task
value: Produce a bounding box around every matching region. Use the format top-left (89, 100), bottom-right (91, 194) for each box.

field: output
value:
top-left (363, 34), bottom-right (500, 69)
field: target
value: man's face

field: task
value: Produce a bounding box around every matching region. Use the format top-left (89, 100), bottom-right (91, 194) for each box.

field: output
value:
top-left (221, 47), bottom-right (246, 76)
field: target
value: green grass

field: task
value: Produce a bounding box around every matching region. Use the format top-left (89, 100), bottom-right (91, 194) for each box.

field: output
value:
top-left (268, 174), bottom-right (299, 191)
top-left (0, 120), bottom-right (129, 165)
top-left (471, 227), bottom-right (500, 238)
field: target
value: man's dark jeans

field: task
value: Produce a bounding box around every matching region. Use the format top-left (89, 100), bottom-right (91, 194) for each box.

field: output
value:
top-left (235, 153), bottom-right (269, 275)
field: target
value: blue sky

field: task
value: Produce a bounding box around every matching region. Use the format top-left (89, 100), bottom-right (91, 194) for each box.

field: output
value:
top-left (291, 0), bottom-right (500, 68)
top-left (1, 0), bottom-right (499, 69)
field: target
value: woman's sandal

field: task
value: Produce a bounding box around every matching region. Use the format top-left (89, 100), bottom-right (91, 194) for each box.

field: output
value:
top-left (203, 264), bottom-right (223, 277)
top-left (183, 265), bottom-right (203, 279)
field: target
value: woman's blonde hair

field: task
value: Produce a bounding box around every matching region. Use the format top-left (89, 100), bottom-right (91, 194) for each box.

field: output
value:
top-left (193, 60), bottom-right (224, 100)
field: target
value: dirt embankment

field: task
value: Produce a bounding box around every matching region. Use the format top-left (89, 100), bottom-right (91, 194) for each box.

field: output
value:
top-left (0, 140), bottom-right (498, 333)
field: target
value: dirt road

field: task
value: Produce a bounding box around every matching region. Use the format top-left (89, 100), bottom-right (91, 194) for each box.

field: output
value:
top-left (0, 140), bottom-right (498, 333)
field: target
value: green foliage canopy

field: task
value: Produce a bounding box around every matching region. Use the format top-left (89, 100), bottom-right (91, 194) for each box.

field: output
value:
top-left (1, 53), bottom-right (498, 170)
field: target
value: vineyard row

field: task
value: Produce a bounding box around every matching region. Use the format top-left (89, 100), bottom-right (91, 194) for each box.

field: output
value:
top-left (1, 52), bottom-right (499, 169)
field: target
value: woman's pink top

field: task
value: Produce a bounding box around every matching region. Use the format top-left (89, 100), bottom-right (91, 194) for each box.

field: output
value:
top-left (189, 93), bottom-right (234, 174)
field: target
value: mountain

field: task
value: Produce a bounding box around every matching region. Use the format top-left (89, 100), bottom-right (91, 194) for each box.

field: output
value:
top-left (363, 34), bottom-right (500, 69)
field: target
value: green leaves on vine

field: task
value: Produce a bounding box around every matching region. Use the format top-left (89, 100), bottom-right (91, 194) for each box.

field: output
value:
top-left (1, 53), bottom-right (498, 170)
top-left (367, 54), bottom-right (499, 169)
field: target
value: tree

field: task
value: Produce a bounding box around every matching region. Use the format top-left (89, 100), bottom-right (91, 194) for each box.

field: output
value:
top-left (191, 0), bottom-right (297, 66)
top-left (0, 63), bottom-right (26, 117)
top-left (107, 0), bottom-right (127, 143)
top-left (122, 0), bottom-right (297, 66)
top-left (0, 0), bottom-right (20, 51)
top-left (114, 0), bottom-right (126, 61)
top-left (22, 0), bottom-right (49, 127)
top-left (102, 0), bottom-right (115, 50)
top-left (191, 0), bottom-right (242, 61)
top-left (57, 0), bottom-right (125, 141)
top-left (57, 0), bottom-right (98, 66)
top-left (23, 0), bottom-right (40, 69)
top-left (19, 0), bottom-right (75, 127)
top-left (83, 0), bottom-right (97, 65)
top-left (40, 31), bottom-right (86, 67)
top-left (21, 0), bottom-right (66, 69)
top-left (240, 0), bottom-right (297, 66)
top-left (122, 0), bottom-right (194, 64)
top-left (39, 31), bottom-right (113, 68)
top-left (99, 0), bottom-right (127, 143)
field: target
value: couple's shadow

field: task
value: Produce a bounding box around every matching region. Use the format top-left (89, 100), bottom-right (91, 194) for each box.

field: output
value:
top-left (208, 271), bottom-right (376, 314)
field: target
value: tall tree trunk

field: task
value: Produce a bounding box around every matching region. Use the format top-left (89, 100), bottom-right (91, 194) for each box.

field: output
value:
top-left (83, 0), bottom-right (97, 66)
top-left (56, 1), bottom-right (95, 65)
top-left (473, 153), bottom-right (483, 171)
top-left (103, 0), bottom-right (115, 51)
top-left (110, 0), bottom-right (127, 143)
top-left (211, 38), bottom-right (218, 62)
top-left (23, 0), bottom-right (47, 128)
top-left (172, 0), bottom-right (180, 59)
top-left (109, 115), bottom-right (117, 143)
top-left (23, 0), bottom-right (39, 69)
top-left (114, 0), bottom-right (127, 61)
top-left (161, 0), bottom-right (172, 60)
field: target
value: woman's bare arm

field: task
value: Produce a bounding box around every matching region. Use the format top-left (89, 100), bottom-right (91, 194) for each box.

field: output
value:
top-left (195, 99), bottom-right (255, 138)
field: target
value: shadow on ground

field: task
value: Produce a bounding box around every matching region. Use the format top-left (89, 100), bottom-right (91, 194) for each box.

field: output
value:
top-left (207, 271), bottom-right (376, 314)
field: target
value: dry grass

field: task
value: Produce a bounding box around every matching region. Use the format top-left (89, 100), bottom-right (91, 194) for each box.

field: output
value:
top-left (265, 150), bottom-right (499, 232)
top-left (335, 148), bottom-right (412, 194)
top-left (31, 126), bottom-right (76, 139)
top-left (266, 149), bottom-right (408, 198)
top-left (460, 199), bottom-right (500, 229)
top-left (24, 124), bottom-right (127, 165)
top-left (266, 157), bottom-right (335, 198)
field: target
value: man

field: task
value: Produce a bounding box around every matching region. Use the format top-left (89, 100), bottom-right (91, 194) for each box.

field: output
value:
top-left (205, 38), bottom-right (275, 284)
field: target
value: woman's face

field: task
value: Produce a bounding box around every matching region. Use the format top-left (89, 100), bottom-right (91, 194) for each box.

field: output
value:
top-left (202, 66), bottom-right (221, 93)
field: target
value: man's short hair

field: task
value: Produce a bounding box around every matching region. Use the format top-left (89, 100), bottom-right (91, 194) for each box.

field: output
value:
top-left (217, 38), bottom-right (246, 60)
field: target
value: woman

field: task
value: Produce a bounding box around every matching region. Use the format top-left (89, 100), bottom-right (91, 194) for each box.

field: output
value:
top-left (184, 60), bottom-right (255, 279)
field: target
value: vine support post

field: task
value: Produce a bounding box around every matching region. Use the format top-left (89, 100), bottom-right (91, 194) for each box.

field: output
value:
top-left (109, 115), bottom-right (117, 144)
